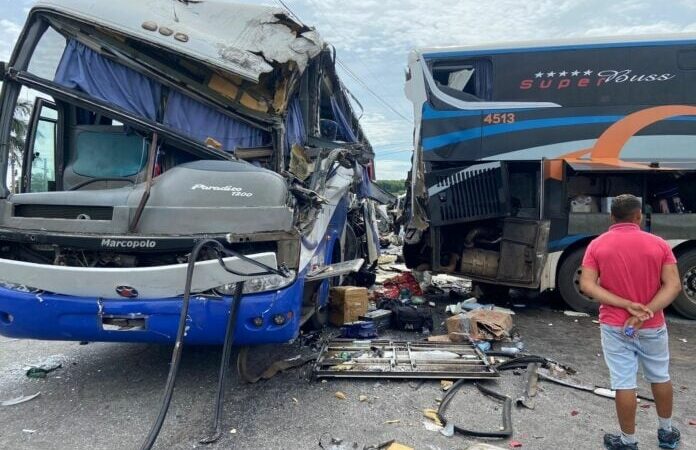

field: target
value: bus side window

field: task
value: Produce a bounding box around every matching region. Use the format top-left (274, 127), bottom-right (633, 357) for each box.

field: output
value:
top-left (431, 59), bottom-right (493, 101)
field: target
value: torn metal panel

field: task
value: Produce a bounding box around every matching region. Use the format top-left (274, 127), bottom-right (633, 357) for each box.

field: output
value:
top-left (33, 0), bottom-right (324, 82)
top-left (314, 339), bottom-right (499, 379)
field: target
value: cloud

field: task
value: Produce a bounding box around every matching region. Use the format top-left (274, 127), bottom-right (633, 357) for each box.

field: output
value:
top-left (0, 19), bottom-right (23, 62)
top-left (375, 159), bottom-right (412, 180)
top-left (289, 0), bottom-right (696, 168)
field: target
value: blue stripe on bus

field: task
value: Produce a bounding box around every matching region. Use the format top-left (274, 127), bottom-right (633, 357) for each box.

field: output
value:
top-left (422, 115), bottom-right (696, 151)
top-left (423, 115), bottom-right (622, 150)
top-left (422, 104), bottom-right (535, 120)
top-left (422, 39), bottom-right (696, 59)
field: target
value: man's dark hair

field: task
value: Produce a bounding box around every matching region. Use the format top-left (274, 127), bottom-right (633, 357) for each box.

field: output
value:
top-left (611, 194), bottom-right (642, 222)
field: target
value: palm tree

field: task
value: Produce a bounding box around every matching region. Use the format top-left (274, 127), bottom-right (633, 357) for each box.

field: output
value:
top-left (9, 100), bottom-right (32, 193)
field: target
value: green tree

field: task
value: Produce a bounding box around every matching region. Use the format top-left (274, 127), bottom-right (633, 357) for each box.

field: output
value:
top-left (9, 100), bottom-right (32, 193)
top-left (375, 179), bottom-right (406, 196)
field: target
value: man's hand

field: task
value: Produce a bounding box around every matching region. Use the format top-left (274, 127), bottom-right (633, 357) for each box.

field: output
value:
top-left (624, 315), bottom-right (644, 333)
top-left (626, 303), bottom-right (654, 321)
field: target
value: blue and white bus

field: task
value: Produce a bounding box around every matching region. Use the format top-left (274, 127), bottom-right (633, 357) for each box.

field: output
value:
top-left (0, 0), bottom-right (384, 345)
top-left (403, 35), bottom-right (696, 319)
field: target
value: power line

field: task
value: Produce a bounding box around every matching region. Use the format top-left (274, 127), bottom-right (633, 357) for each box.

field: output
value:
top-left (274, 0), bottom-right (413, 125)
top-left (335, 60), bottom-right (412, 124)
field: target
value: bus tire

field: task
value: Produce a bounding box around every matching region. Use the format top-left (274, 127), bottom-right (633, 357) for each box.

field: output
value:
top-left (558, 247), bottom-right (599, 315)
top-left (672, 249), bottom-right (696, 319)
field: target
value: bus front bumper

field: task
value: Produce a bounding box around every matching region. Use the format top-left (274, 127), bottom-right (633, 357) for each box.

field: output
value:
top-left (0, 280), bottom-right (305, 345)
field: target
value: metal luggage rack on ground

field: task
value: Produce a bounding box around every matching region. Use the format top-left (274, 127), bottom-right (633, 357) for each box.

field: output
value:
top-left (314, 339), bottom-right (499, 379)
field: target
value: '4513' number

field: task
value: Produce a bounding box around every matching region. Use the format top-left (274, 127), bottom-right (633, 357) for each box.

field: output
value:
top-left (483, 113), bottom-right (516, 124)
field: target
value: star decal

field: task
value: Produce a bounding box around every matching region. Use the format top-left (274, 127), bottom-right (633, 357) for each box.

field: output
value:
top-left (534, 71), bottom-right (544, 78)
top-left (571, 70), bottom-right (580, 77)
top-left (559, 70), bottom-right (568, 77)
top-left (583, 69), bottom-right (593, 76)
top-left (547, 71), bottom-right (556, 77)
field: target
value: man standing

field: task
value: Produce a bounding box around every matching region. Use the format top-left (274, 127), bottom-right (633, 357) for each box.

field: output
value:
top-left (580, 194), bottom-right (682, 450)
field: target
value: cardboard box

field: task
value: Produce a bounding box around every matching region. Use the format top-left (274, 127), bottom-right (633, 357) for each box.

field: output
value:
top-left (329, 286), bottom-right (368, 326)
top-left (468, 309), bottom-right (513, 341)
top-left (445, 313), bottom-right (470, 334)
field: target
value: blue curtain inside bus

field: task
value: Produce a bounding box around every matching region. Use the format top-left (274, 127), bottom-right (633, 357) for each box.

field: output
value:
top-left (284, 96), bottom-right (306, 151)
top-left (163, 90), bottom-right (270, 151)
top-left (55, 40), bottom-right (161, 120)
top-left (330, 95), bottom-right (358, 143)
top-left (54, 39), bottom-right (270, 151)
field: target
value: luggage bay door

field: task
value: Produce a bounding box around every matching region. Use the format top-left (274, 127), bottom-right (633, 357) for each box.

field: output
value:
top-left (496, 217), bottom-right (550, 288)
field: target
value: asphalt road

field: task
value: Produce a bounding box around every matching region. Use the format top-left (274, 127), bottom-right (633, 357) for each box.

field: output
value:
top-left (1, 297), bottom-right (695, 450)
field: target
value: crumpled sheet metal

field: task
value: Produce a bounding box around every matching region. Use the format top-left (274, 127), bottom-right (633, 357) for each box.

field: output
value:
top-left (34, 0), bottom-right (324, 82)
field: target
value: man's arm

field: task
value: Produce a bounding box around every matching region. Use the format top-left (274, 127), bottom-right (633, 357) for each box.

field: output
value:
top-left (579, 267), bottom-right (653, 320)
top-left (646, 263), bottom-right (681, 314)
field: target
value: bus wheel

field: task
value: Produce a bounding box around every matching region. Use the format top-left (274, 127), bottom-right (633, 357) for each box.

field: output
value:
top-left (673, 250), bottom-right (696, 319)
top-left (558, 247), bottom-right (599, 315)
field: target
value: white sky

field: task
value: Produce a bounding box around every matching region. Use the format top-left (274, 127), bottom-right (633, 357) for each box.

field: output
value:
top-left (2, 0), bottom-right (695, 179)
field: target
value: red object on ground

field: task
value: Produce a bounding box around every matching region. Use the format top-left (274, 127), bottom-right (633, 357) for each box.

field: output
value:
top-left (688, 419), bottom-right (696, 426)
top-left (509, 441), bottom-right (523, 448)
top-left (570, 410), bottom-right (579, 416)
top-left (378, 286), bottom-right (401, 300)
top-left (382, 272), bottom-right (423, 296)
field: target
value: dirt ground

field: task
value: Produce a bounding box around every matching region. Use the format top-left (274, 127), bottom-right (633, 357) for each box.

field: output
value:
top-left (0, 294), bottom-right (694, 450)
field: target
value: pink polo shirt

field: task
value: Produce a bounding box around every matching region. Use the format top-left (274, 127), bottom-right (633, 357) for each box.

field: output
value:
top-left (581, 223), bottom-right (677, 328)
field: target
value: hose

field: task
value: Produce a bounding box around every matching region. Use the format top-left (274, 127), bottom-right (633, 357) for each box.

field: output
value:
top-left (436, 380), bottom-right (513, 439)
top-left (140, 239), bottom-right (283, 450)
top-left (199, 280), bottom-right (244, 444)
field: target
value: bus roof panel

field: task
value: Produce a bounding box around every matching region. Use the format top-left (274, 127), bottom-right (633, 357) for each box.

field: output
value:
top-left (31, 0), bottom-right (324, 83)
top-left (418, 34), bottom-right (696, 59)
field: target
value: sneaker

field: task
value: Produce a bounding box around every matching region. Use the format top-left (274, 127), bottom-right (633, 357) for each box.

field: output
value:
top-left (604, 433), bottom-right (639, 450)
top-left (658, 426), bottom-right (681, 449)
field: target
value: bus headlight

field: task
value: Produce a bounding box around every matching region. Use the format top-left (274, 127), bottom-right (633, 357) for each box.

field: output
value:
top-left (213, 270), bottom-right (296, 296)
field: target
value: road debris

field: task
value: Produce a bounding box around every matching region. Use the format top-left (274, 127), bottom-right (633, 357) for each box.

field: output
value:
top-left (515, 363), bottom-right (539, 410)
top-left (508, 441), bottom-right (523, 448)
top-left (563, 311), bottom-right (590, 317)
top-left (334, 391), bottom-right (347, 400)
top-left (1, 392), bottom-right (40, 407)
top-left (340, 321), bottom-right (378, 339)
top-left (314, 339), bottom-right (499, 379)
top-left (384, 419), bottom-right (401, 425)
top-left (25, 355), bottom-right (63, 379)
top-left (359, 395), bottom-right (368, 402)
top-left (422, 420), bottom-right (443, 432)
top-left (537, 367), bottom-right (654, 402)
top-left (466, 444), bottom-right (507, 450)
top-left (238, 350), bottom-right (318, 383)
top-left (423, 408), bottom-right (443, 426)
top-left (467, 310), bottom-right (513, 341)
top-left (437, 381), bottom-right (513, 439)
top-left (329, 287), bottom-right (369, 326)
top-left (440, 380), bottom-right (454, 391)
top-left (385, 443), bottom-right (414, 450)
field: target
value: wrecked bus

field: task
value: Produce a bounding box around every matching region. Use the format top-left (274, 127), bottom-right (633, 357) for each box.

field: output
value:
top-left (403, 35), bottom-right (696, 319)
top-left (0, 0), bottom-right (384, 345)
